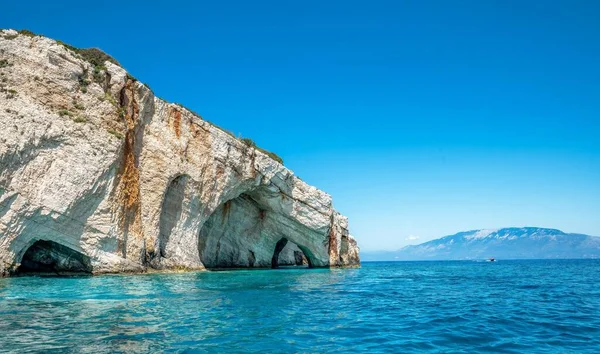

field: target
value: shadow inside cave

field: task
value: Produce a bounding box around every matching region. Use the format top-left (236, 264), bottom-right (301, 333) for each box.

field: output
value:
top-left (16, 240), bottom-right (92, 276)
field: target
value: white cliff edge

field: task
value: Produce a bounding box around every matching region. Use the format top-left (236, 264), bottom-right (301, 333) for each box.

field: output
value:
top-left (0, 30), bottom-right (359, 276)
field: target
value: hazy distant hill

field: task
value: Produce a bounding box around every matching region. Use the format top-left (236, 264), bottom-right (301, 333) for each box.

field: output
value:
top-left (362, 227), bottom-right (600, 261)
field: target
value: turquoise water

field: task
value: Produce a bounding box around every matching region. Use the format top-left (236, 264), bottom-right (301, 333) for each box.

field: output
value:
top-left (1, 260), bottom-right (599, 353)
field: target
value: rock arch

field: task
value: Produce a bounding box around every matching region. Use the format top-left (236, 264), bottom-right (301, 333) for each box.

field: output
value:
top-left (271, 238), bottom-right (310, 268)
top-left (198, 184), bottom-right (328, 269)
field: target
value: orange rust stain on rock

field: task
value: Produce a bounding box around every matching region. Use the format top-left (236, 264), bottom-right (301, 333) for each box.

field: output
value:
top-left (328, 222), bottom-right (339, 265)
top-left (115, 78), bottom-right (145, 259)
top-left (119, 79), bottom-right (141, 211)
top-left (190, 121), bottom-right (199, 138)
top-left (186, 121), bottom-right (213, 167)
top-left (216, 165), bottom-right (225, 179)
top-left (120, 134), bottom-right (139, 210)
top-left (169, 107), bottom-right (182, 138)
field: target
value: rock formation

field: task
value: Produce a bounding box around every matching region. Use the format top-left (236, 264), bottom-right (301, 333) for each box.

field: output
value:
top-left (0, 29), bottom-right (360, 276)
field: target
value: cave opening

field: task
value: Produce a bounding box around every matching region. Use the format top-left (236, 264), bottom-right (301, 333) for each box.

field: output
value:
top-left (16, 240), bottom-right (92, 276)
top-left (271, 238), bottom-right (311, 269)
top-left (198, 187), bottom-right (316, 270)
top-left (158, 175), bottom-right (188, 258)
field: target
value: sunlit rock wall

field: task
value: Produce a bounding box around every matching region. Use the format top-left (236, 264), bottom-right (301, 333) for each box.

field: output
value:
top-left (0, 30), bottom-right (360, 276)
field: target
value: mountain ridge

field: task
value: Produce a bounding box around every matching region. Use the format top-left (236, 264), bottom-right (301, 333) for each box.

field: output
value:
top-left (362, 227), bottom-right (600, 261)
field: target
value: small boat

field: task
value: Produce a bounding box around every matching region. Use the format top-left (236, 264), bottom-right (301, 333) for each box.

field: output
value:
top-left (487, 257), bottom-right (496, 262)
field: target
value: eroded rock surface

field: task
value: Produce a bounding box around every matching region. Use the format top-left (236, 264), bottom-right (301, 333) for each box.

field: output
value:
top-left (0, 30), bottom-right (360, 276)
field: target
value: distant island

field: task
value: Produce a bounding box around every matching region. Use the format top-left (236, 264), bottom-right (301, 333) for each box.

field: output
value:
top-left (362, 227), bottom-right (600, 261)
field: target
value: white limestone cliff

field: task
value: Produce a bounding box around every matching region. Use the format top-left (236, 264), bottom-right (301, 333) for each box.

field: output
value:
top-left (0, 29), bottom-right (360, 276)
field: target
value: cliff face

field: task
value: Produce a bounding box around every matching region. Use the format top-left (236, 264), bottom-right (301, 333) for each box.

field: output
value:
top-left (0, 30), bottom-right (360, 276)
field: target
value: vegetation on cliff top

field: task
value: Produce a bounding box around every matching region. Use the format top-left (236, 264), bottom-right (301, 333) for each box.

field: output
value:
top-left (4, 29), bottom-right (284, 165)
top-left (241, 138), bottom-right (283, 165)
top-left (174, 104), bottom-right (284, 165)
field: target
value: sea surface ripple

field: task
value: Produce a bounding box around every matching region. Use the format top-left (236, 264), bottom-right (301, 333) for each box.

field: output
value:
top-left (1, 260), bottom-right (599, 353)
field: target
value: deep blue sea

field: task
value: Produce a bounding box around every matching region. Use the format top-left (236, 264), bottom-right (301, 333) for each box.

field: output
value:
top-left (1, 260), bottom-right (599, 353)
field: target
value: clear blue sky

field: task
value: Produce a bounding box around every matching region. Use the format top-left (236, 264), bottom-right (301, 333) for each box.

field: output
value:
top-left (3, 1), bottom-right (599, 251)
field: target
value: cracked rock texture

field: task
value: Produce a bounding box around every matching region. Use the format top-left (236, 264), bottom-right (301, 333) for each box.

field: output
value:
top-left (0, 30), bottom-right (360, 276)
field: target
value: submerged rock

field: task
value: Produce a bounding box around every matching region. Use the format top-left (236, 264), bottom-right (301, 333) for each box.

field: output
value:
top-left (0, 29), bottom-right (360, 276)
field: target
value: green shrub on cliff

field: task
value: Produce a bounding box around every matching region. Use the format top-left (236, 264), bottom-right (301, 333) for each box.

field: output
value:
top-left (56, 40), bottom-right (121, 68)
top-left (17, 29), bottom-right (36, 37)
top-left (241, 137), bottom-right (283, 164)
top-left (241, 137), bottom-right (256, 148)
top-left (262, 150), bottom-right (284, 165)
